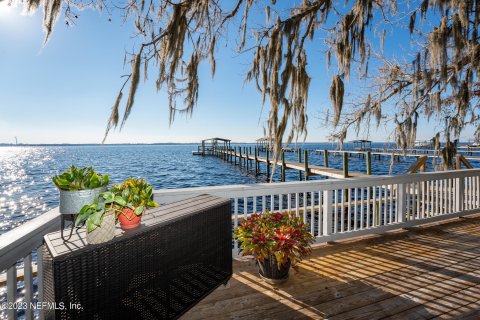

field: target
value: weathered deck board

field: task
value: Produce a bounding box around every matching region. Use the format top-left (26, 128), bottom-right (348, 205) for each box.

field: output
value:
top-left (183, 215), bottom-right (480, 319)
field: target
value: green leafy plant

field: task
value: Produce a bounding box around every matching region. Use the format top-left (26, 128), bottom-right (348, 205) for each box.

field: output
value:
top-left (75, 190), bottom-right (129, 233)
top-left (113, 177), bottom-right (158, 216)
top-left (52, 165), bottom-right (109, 191)
top-left (233, 211), bottom-right (315, 268)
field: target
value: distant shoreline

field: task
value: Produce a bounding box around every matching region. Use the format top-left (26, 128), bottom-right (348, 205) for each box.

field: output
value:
top-left (0, 143), bottom-right (199, 147)
top-left (0, 142), bottom-right (339, 147)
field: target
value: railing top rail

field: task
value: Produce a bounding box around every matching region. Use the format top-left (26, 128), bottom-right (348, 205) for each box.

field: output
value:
top-left (0, 208), bottom-right (60, 272)
top-left (154, 169), bottom-right (480, 203)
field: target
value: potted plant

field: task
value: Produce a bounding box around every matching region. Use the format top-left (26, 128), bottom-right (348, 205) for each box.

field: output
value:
top-left (114, 178), bottom-right (158, 230)
top-left (74, 191), bottom-right (126, 244)
top-left (52, 165), bottom-right (109, 214)
top-left (233, 211), bottom-right (315, 284)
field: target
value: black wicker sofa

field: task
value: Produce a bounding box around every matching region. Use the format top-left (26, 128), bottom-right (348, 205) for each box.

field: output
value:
top-left (42, 195), bottom-right (232, 320)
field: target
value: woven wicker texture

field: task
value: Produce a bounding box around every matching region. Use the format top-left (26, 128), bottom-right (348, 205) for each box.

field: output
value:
top-left (43, 196), bottom-right (232, 319)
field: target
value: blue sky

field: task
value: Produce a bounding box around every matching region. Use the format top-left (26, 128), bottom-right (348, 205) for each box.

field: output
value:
top-left (0, 2), bottom-right (473, 144)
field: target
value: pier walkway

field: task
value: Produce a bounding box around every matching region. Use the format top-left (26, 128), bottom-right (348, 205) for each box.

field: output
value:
top-left (198, 144), bottom-right (476, 181)
top-left (217, 149), bottom-right (365, 179)
top-left (185, 214), bottom-right (480, 319)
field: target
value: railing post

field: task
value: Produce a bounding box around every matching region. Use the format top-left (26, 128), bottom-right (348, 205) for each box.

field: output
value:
top-left (7, 265), bottom-right (18, 320)
top-left (456, 176), bottom-right (465, 213)
top-left (323, 190), bottom-right (333, 236)
top-left (397, 183), bottom-right (407, 222)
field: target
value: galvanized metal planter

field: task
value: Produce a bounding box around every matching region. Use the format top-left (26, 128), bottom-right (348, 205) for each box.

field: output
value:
top-left (86, 213), bottom-right (116, 244)
top-left (59, 187), bottom-right (106, 214)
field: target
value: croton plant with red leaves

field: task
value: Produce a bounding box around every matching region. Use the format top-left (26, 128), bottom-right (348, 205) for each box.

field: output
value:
top-left (233, 211), bottom-right (315, 268)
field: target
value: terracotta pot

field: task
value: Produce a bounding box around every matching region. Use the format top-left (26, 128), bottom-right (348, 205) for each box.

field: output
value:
top-left (258, 256), bottom-right (291, 284)
top-left (118, 208), bottom-right (142, 230)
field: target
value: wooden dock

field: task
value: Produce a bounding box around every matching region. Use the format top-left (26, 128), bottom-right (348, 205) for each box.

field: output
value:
top-left (336, 148), bottom-right (480, 162)
top-left (194, 139), bottom-right (477, 181)
top-left (217, 148), bottom-right (366, 180)
top-left (184, 214), bottom-right (480, 319)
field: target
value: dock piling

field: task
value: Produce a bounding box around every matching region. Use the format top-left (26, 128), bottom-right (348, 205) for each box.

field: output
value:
top-left (343, 152), bottom-right (349, 178)
top-left (298, 148), bottom-right (302, 181)
top-left (304, 149), bottom-right (309, 181)
top-left (249, 147), bottom-right (252, 168)
top-left (324, 150), bottom-right (329, 168)
top-left (366, 151), bottom-right (371, 175)
top-left (255, 147), bottom-right (258, 175)
top-left (266, 151), bottom-right (270, 180)
top-left (281, 151), bottom-right (286, 182)
top-left (239, 147), bottom-right (242, 167)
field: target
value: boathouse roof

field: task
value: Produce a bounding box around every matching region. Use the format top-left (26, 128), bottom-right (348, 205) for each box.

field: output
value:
top-left (201, 137), bottom-right (231, 142)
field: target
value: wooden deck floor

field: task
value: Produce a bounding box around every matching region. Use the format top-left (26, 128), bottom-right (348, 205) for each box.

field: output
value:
top-left (184, 215), bottom-right (480, 319)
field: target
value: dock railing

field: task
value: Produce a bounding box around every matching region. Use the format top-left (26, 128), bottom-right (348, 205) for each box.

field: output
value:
top-left (1, 169), bottom-right (480, 319)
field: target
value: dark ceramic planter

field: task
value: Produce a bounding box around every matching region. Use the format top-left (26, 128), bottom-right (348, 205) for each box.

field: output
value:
top-left (258, 256), bottom-right (291, 284)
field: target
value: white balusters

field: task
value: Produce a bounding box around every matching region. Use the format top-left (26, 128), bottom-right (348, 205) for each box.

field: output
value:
top-left (353, 188), bottom-right (358, 231)
top-left (323, 190), bottom-right (332, 236)
top-left (340, 190), bottom-right (345, 232)
top-left (37, 246), bottom-right (45, 320)
top-left (295, 193), bottom-right (300, 217)
top-left (310, 192), bottom-right (315, 235)
top-left (366, 187), bottom-right (371, 227)
top-left (347, 189), bottom-right (352, 232)
top-left (334, 189), bottom-right (339, 233)
top-left (7, 265), bottom-right (17, 320)
top-left (279, 194), bottom-right (283, 212)
top-left (24, 254), bottom-right (34, 320)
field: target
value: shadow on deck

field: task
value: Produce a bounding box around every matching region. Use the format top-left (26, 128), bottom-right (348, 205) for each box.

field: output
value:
top-left (184, 215), bottom-right (480, 319)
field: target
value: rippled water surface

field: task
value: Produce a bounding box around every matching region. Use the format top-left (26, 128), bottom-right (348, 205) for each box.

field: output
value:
top-left (2, 143), bottom-right (478, 234)
top-left (0, 144), bottom-right (256, 234)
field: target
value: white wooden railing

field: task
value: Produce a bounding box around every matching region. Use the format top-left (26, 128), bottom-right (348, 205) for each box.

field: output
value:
top-left (1, 169), bottom-right (480, 319)
top-left (154, 169), bottom-right (480, 252)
